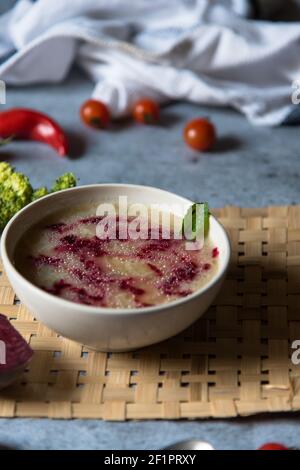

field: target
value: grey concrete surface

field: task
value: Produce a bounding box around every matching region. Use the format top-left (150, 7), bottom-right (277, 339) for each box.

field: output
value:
top-left (0, 413), bottom-right (300, 450)
top-left (2, 69), bottom-right (300, 209)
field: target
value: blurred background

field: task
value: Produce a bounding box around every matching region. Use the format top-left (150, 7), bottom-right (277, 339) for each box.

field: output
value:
top-left (0, 0), bottom-right (300, 208)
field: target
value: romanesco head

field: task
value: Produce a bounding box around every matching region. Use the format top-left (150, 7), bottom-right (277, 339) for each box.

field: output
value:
top-left (0, 168), bottom-right (33, 231)
top-left (3, 172), bottom-right (33, 206)
top-left (0, 163), bottom-right (77, 231)
top-left (32, 186), bottom-right (49, 201)
top-left (0, 162), bottom-right (14, 185)
top-left (51, 172), bottom-right (77, 192)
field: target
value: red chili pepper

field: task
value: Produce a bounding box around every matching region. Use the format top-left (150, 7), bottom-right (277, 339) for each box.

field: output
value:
top-left (0, 108), bottom-right (69, 157)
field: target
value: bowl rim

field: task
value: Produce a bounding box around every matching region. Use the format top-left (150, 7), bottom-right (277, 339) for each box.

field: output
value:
top-left (1, 183), bottom-right (231, 316)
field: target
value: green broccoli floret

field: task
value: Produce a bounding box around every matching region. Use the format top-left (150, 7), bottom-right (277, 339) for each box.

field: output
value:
top-left (0, 162), bottom-right (14, 184)
top-left (31, 186), bottom-right (49, 201)
top-left (0, 163), bottom-right (77, 231)
top-left (51, 173), bottom-right (77, 192)
top-left (33, 173), bottom-right (77, 199)
top-left (0, 164), bottom-right (33, 231)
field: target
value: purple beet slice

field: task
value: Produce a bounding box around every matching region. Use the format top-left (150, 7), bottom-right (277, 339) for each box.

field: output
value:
top-left (0, 314), bottom-right (33, 388)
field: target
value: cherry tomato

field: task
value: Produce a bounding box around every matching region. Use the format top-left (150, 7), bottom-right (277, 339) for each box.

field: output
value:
top-left (258, 442), bottom-right (289, 451)
top-left (184, 118), bottom-right (216, 151)
top-left (133, 99), bottom-right (160, 124)
top-left (80, 99), bottom-right (111, 129)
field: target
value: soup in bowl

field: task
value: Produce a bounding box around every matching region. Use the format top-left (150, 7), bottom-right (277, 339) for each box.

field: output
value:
top-left (1, 185), bottom-right (230, 351)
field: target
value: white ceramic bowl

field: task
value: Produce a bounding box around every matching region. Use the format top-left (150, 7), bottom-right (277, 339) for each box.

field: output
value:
top-left (1, 184), bottom-right (230, 352)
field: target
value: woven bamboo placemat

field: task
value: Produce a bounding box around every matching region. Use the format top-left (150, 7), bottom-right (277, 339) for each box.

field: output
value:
top-left (0, 205), bottom-right (300, 420)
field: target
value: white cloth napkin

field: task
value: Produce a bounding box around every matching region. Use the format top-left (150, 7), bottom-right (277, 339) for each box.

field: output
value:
top-left (0, 0), bottom-right (299, 125)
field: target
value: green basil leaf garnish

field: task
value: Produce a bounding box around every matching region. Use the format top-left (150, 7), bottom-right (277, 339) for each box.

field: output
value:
top-left (182, 202), bottom-right (209, 240)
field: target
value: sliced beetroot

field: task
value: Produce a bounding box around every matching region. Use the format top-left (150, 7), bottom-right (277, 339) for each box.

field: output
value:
top-left (0, 314), bottom-right (33, 372)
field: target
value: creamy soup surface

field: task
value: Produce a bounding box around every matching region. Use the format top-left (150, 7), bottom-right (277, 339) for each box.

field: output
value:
top-left (15, 205), bottom-right (219, 309)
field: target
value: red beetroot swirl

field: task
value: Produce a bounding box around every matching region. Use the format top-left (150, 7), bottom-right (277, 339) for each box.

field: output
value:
top-left (27, 216), bottom-right (219, 308)
top-left (0, 108), bottom-right (69, 156)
